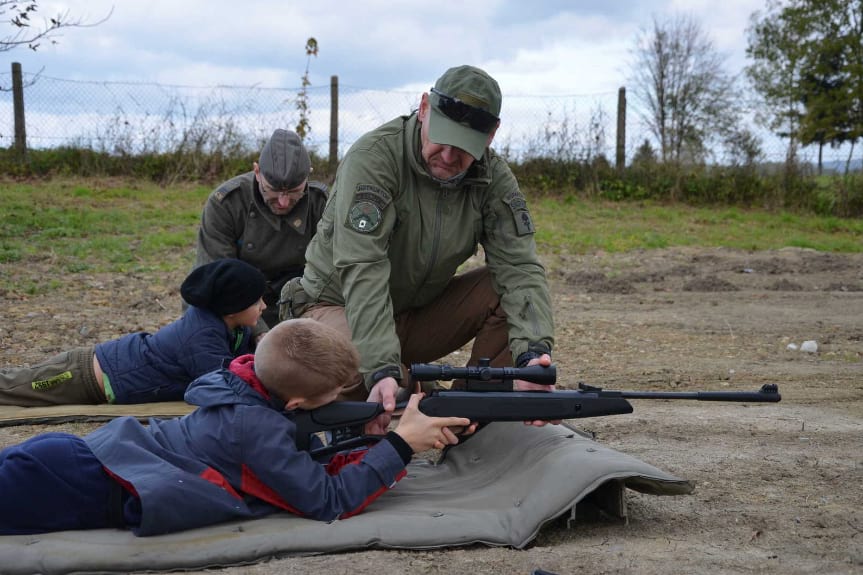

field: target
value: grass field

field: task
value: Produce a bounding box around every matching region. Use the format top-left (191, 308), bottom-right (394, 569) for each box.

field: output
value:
top-left (1, 177), bottom-right (861, 287)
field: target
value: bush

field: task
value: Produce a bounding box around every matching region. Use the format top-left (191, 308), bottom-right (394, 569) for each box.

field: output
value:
top-left (2, 144), bottom-right (859, 217)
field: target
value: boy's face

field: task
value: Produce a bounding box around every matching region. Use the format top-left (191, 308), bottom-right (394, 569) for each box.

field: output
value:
top-left (232, 298), bottom-right (266, 327)
top-left (287, 387), bottom-right (342, 411)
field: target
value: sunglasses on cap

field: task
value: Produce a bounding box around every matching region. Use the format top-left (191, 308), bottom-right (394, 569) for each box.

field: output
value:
top-left (430, 88), bottom-right (499, 134)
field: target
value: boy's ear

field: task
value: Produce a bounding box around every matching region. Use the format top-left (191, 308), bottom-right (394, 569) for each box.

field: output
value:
top-left (284, 397), bottom-right (305, 411)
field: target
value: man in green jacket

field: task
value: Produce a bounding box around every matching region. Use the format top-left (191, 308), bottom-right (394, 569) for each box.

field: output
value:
top-left (195, 129), bottom-right (328, 340)
top-left (280, 65), bottom-right (554, 425)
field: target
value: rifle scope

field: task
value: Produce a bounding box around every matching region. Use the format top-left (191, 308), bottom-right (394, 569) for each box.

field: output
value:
top-left (410, 362), bottom-right (557, 386)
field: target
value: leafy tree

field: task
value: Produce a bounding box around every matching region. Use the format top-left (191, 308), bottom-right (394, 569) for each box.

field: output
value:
top-left (800, 0), bottom-right (863, 174)
top-left (746, 0), bottom-right (862, 173)
top-left (1, 0), bottom-right (111, 53)
top-left (628, 14), bottom-right (740, 164)
top-left (631, 139), bottom-right (657, 167)
top-left (745, 0), bottom-right (806, 152)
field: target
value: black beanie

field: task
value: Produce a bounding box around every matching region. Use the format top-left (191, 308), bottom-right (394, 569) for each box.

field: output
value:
top-left (181, 259), bottom-right (266, 316)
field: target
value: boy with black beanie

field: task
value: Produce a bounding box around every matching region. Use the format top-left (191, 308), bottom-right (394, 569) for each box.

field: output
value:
top-left (0, 258), bottom-right (267, 406)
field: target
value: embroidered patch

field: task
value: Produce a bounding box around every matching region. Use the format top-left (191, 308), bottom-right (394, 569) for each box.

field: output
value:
top-left (515, 210), bottom-right (535, 235)
top-left (354, 184), bottom-right (392, 211)
top-left (348, 201), bottom-right (382, 233)
top-left (503, 192), bottom-right (535, 236)
top-left (508, 196), bottom-right (527, 211)
top-left (32, 370), bottom-right (73, 391)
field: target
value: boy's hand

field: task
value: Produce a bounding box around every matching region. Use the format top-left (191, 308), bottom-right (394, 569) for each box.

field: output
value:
top-left (394, 394), bottom-right (475, 452)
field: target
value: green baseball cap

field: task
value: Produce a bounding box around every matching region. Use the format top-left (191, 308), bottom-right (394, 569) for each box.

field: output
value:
top-left (427, 65), bottom-right (502, 160)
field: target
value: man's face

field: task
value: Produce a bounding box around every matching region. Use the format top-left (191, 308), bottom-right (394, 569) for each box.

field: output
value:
top-left (255, 167), bottom-right (307, 216)
top-left (418, 93), bottom-right (486, 181)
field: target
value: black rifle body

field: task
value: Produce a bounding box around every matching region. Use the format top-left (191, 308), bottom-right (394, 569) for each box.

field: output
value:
top-left (292, 362), bottom-right (780, 459)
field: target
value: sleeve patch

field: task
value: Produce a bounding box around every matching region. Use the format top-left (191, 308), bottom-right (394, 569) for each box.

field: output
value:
top-left (354, 184), bottom-right (392, 211)
top-left (503, 192), bottom-right (535, 236)
top-left (345, 184), bottom-right (391, 233)
top-left (212, 183), bottom-right (240, 203)
top-left (347, 201), bottom-right (383, 233)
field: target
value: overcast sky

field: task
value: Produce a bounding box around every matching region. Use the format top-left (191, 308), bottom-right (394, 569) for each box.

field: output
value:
top-left (12, 0), bottom-right (769, 97)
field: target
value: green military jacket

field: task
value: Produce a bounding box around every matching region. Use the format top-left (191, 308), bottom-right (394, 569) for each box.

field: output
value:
top-left (195, 172), bottom-right (328, 335)
top-left (301, 114), bottom-right (554, 389)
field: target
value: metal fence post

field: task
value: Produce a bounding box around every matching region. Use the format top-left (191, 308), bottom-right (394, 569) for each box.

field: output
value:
top-left (12, 62), bottom-right (27, 158)
top-left (329, 75), bottom-right (339, 175)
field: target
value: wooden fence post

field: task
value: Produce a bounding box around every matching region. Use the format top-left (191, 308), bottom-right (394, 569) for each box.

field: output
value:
top-left (12, 62), bottom-right (27, 158)
top-left (329, 75), bottom-right (339, 175)
top-left (616, 86), bottom-right (626, 172)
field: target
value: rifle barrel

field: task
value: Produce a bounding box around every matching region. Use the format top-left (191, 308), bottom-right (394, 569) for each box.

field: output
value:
top-left (590, 383), bottom-right (781, 402)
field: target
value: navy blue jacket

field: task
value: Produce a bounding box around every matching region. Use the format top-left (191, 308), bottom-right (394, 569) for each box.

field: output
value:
top-left (84, 361), bottom-right (406, 536)
top-left (94, 306), bottom-right (252, 403)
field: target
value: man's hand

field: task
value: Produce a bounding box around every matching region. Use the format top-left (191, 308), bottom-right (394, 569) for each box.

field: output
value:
top-left (394, 394), bottom-right (475, 452)
top-left (364, 377), bottom-right (400, 435)
top-left (514, 353), bottom-right (561, 427)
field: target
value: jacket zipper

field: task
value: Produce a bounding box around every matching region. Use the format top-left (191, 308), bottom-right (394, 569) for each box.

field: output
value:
top-left (419, 188), bottom-right (446, 288)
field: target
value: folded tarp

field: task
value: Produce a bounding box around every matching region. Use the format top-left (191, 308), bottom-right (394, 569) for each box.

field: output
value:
top-left (0, 402), bottom-right (194, 426)
top-left (0, 421), bottom-right (693, 575)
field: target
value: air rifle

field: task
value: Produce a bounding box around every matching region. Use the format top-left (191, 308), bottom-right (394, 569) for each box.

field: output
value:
top-left (292, 360), bottom-right (781, 460)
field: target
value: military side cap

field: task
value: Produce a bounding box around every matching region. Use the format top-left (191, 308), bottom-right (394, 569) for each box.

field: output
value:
top-left (259, 129), bottom-right (311, 190)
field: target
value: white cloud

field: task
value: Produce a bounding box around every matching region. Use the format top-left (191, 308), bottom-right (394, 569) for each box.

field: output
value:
top-left (15, 0), bottom-right (829, 162)
top-left (17, 0), bottom-right (766, 93)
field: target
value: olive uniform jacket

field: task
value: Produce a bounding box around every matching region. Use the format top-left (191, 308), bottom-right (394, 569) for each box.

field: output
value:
top-left (195, 172), bottom-right (328, 335)
top-left (299, 113), bottom-right (554, 389)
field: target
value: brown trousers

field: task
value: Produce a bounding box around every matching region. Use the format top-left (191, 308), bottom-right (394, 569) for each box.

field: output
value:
top-left (302, 267), bottom-right (510, 400)
top-left (0, 347), bottom-right (106, 406)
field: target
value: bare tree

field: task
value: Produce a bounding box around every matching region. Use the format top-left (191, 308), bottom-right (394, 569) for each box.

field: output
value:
top-left (1, 0), bottom-right (111, 53)
top-left (629, 14), bottom-right (740, 164)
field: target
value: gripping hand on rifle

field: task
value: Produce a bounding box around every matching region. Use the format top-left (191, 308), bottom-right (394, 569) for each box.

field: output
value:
top-left (393, 393), bottom-right (476, 451)
top-left (515, 353), bottom-right (561, 427)
top-left (364, 376), bottom-right (401, 435)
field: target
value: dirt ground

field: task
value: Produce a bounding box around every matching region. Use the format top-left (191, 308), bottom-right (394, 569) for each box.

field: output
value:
top-left (1, 246), bottom-right (862, 575)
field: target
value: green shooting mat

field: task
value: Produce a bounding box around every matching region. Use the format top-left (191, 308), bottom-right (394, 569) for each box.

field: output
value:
top-left (0, 420), bottom-right (693, 575)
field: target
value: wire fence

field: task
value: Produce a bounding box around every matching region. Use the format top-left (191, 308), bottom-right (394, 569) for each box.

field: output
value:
top-left (0, 68), bottom-right (856, 169)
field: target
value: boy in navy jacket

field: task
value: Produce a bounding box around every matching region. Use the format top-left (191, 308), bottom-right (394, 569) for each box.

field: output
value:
top-left (0, 258), bottom-right (267, 405)
top-left (0, 318), bottom-right (471, 535)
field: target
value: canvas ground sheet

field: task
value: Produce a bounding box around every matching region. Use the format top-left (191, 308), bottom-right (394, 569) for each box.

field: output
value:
top-left (0, 406), bottom-right (693, 575)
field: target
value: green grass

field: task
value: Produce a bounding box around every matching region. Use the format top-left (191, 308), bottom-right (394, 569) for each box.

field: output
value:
top-left (532, 197), bottom-right (863, 254)
top-left (1, 179), bottom-right (861, 295)
top-left (0, 179), bottom-right (210, 274)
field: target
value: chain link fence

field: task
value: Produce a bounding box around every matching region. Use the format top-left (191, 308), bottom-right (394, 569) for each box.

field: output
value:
top-left (0, 67), bottom-right (854, 168)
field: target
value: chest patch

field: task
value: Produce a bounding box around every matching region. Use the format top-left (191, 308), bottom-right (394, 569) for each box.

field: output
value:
top-left (347, 201), bottom-right (382, 233)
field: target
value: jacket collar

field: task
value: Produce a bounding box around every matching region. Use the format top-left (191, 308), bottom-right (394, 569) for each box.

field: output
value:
top-left (228, 354), bottom-right (270, 400)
